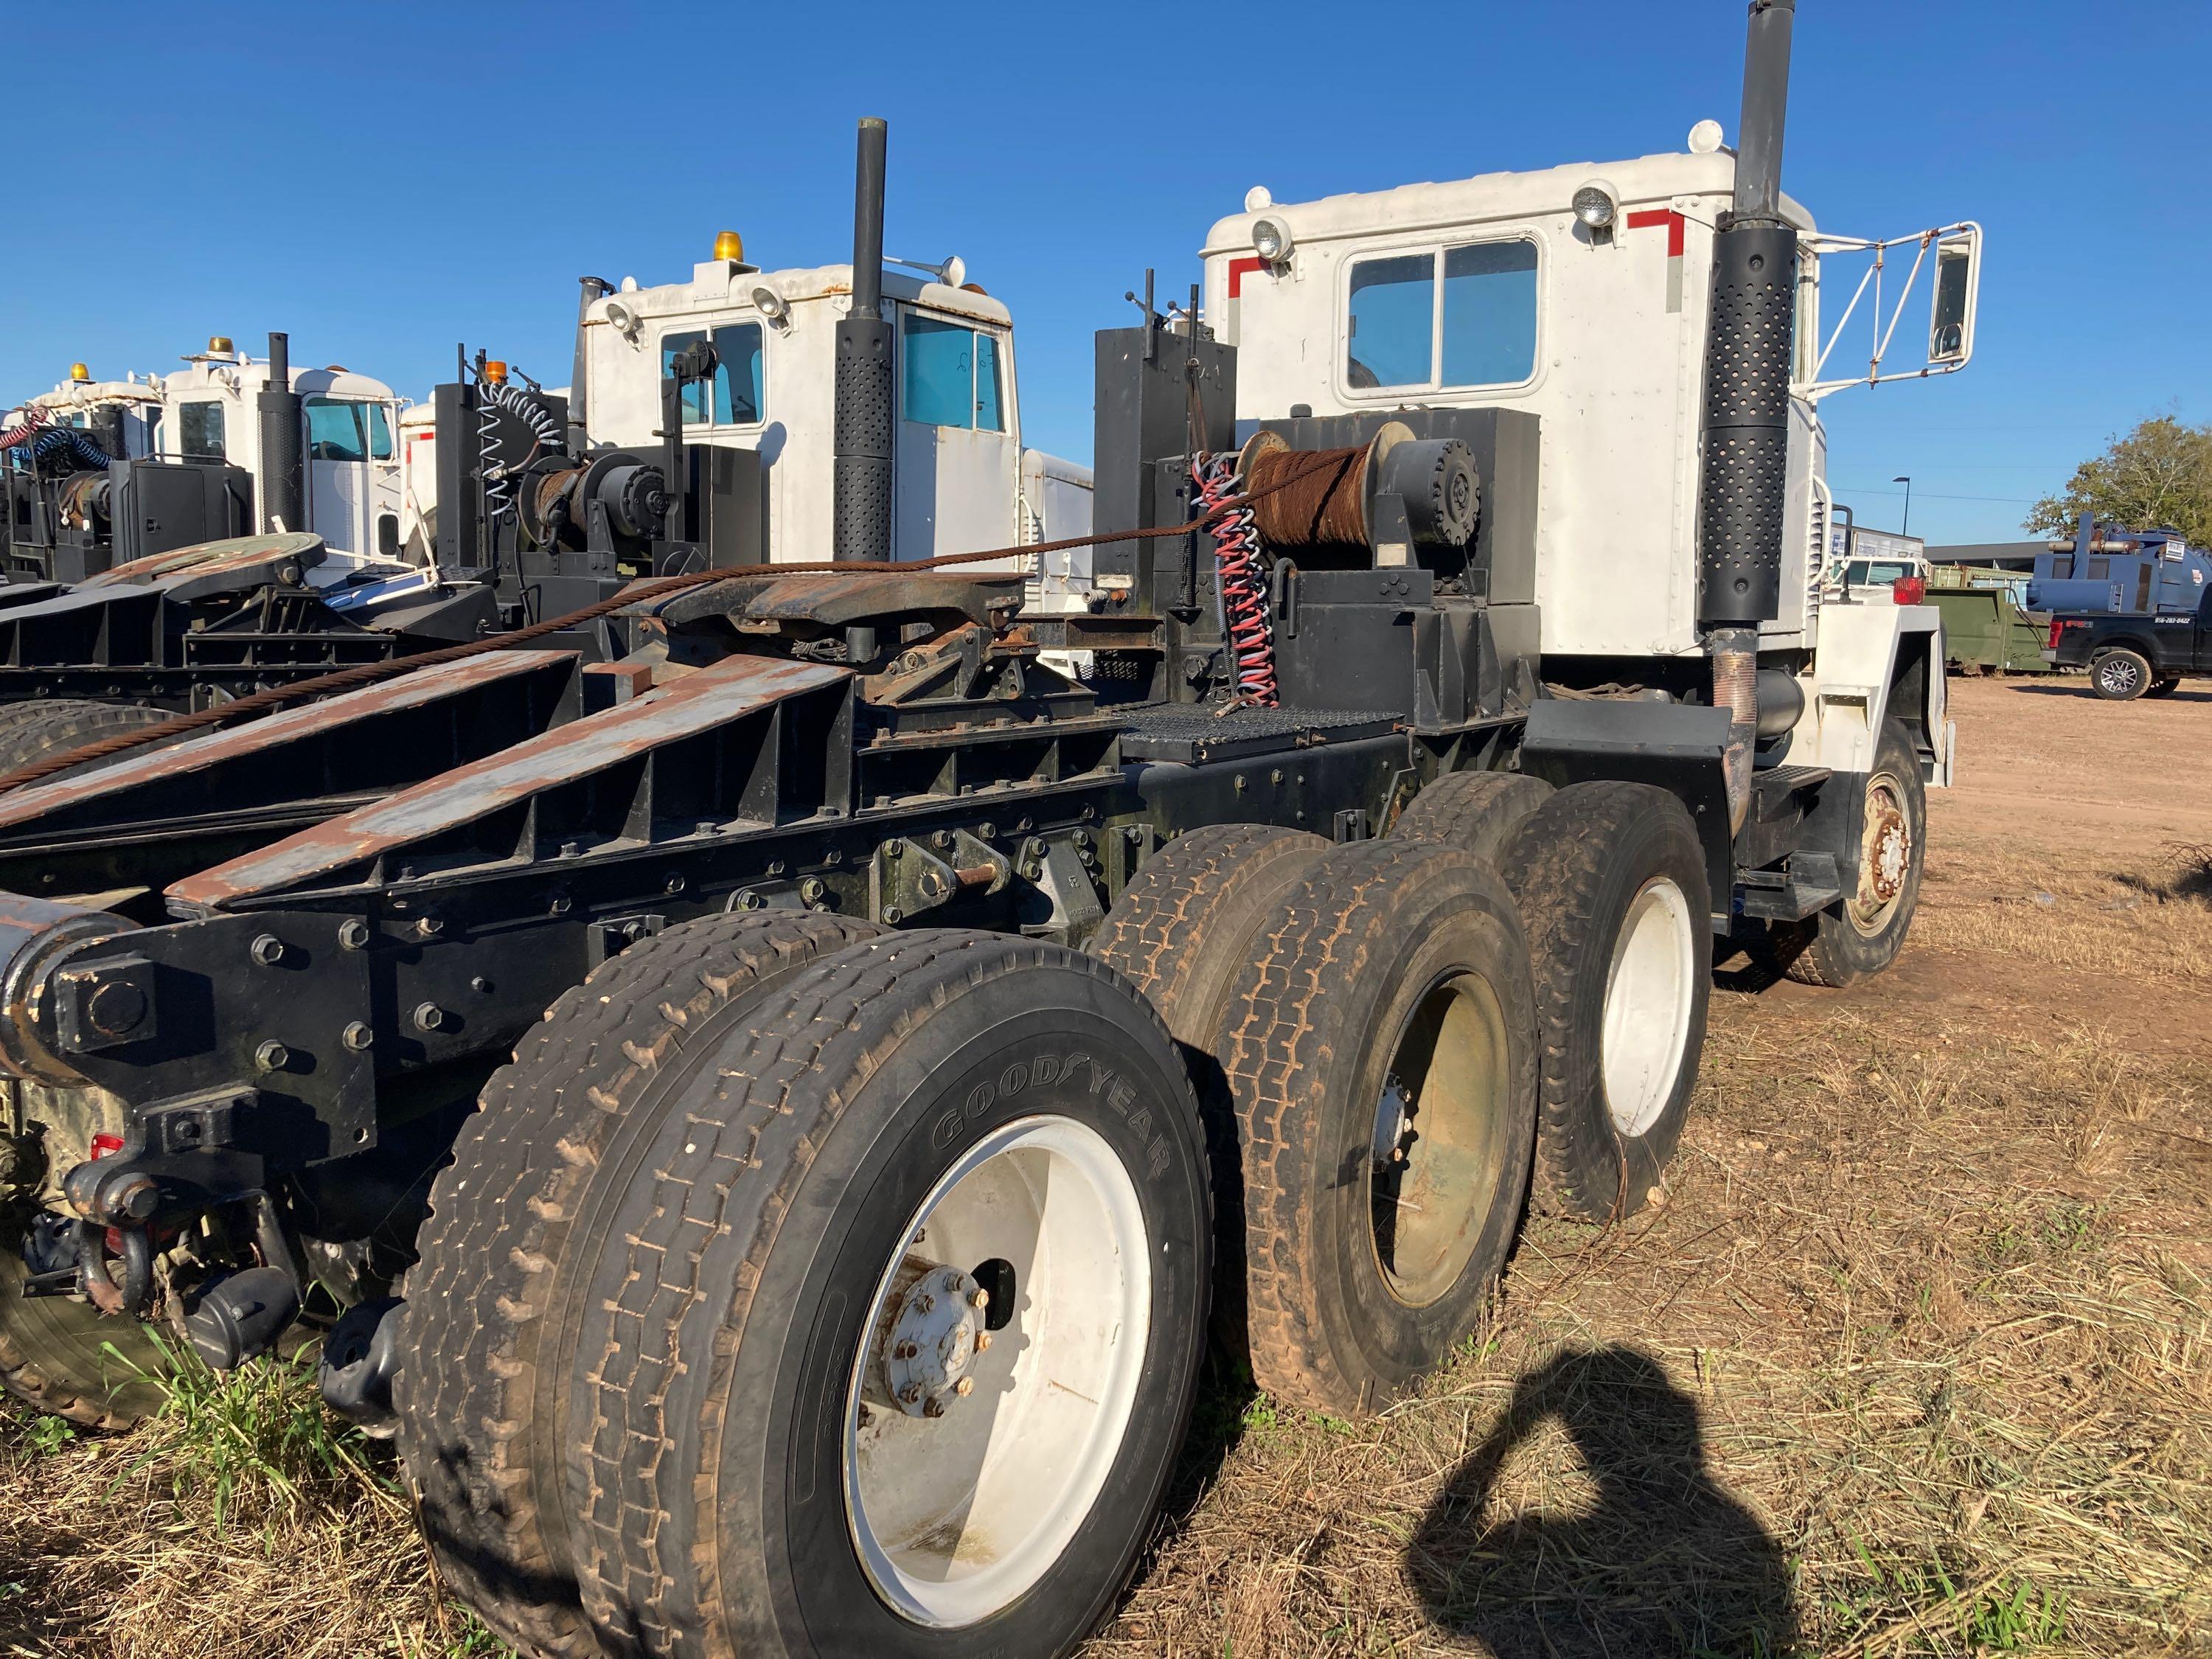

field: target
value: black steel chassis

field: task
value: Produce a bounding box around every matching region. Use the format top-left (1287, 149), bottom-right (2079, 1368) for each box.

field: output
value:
top-left (0, 603), bottom-right (1513, 1243)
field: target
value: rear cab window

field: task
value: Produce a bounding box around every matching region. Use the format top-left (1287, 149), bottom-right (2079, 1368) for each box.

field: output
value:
top-left (660, 324), bottom-right (766, 427)
top-left (1345, 238), bottom-right (1539, 394)
top-left (179, 400), bottom-right (225, 459)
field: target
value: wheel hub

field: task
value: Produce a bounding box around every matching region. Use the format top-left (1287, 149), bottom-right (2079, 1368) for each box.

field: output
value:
top-left (879, 1259), bottom-right (989, 1418)
top-left (1371, 1074), bottom-right (1416, 1170)
top-left (1865, 799), bottom-right (1910, 905)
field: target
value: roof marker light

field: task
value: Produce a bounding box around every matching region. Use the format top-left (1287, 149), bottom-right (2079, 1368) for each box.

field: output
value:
top-left (713, 229), bottom-right (745, 263)
top-left (1688, 119), bottom-right (1725, 154)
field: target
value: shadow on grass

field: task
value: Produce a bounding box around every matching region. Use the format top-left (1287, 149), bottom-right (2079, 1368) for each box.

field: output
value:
top-left (1408, 1344), bottom-right (1799, 1658)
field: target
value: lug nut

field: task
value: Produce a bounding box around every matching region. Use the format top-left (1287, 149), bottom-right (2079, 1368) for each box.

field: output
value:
top-left (974, 1331), bottom-right (992, 1353)
top-left (897, 1382), bottom-right (923, 1405)
top-left (914, 1293), bottom-right (934, 1314)
top-left (968, 1287), bottom-right (990, 1310)
top-left (254, 1040), bottom-right (290, 1073)
top-left (249, 933), bottom-right (285, 966)
top-left (799, 877), bottom-right (826, 904)
top-left (414, 1002), bottom-right (447, 1032)
top-left (953, 1376), bottom-right (975, 1397)
top-left (894, 1340), bottom-right (918, 1360)
top-left (341, 1021), bottom-right (375, 1052)
top-left (883, 905), bottom-right (903, 924)
top-left (922, 1397), bottom-right (946, 1419)
top-left (338, 919), bottom-right (370, 950)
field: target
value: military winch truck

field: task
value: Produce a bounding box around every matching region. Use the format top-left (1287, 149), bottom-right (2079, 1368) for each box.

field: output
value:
top-left (0, 5), bottom-right (1975, 1655)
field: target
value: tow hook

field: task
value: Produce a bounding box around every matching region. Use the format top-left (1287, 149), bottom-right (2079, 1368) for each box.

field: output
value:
top-left (73, 1218), bottom-right (153, 1318)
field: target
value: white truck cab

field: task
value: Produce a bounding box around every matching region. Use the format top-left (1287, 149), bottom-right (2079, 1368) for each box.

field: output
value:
top-left (155, 340), bottom-right (406, 557)
top-left (576, 241), bottom-right (1091, 585)
top-left (25, 369), bottom-right (164, 457)
top-left (1199, 129), bottom-right (1979, 785)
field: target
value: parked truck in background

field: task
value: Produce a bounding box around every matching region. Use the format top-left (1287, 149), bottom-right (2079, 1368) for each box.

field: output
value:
top-left (4, 338), bottom-right (409, 584)
top-left (399, 236), bottom-right (1093, 611)
top-left (2046, 581), bottom-right (2212, 697)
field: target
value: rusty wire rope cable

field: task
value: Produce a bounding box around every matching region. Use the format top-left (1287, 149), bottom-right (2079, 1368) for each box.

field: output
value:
top-left (0, 446), bottom-right (1364, 796)
top-left (1245, 441), bottom-right (1371, 549)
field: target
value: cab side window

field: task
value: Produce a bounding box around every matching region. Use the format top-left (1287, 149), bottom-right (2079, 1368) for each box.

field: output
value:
top-left (902, 315), bottom-right (1006, 432)
top-left (306, 397), bottom-right (368, 462)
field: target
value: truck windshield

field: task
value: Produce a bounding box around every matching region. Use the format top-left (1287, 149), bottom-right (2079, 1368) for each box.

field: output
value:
top-left (1845, 560), bottom-right (1917, 586)
top-left (661, 324), bottom-right (765, 427)
top-left (1346, 239), bottom-right (1538, 392)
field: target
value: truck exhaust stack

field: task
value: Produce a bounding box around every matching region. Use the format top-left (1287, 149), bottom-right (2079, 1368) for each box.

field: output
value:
top-left (832, 117), bottom-right (894, 566)
top-left (256, 330), bottom-right (305, 536)
top-left (1700, 0), bottom-right (1797, 831)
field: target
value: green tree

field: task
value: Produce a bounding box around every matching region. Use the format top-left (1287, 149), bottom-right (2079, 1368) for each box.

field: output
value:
top-left (2025, 416), bottom-right (2212, 546)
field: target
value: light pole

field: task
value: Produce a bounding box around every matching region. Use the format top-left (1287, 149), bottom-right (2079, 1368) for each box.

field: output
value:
top-left (1892, 475), bottom-right (1913, 538)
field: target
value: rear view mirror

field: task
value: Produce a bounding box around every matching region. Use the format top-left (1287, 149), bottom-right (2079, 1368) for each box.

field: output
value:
top-left (1929, 234), bottom-right (1975, 364)
top-left (1796, 220), bottom-right (1983, 401)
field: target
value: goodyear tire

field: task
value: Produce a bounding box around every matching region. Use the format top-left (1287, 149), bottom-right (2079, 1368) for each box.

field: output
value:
top-left (1498, 782), bottom-right (1711, 1222)
top-left (1216, 839), bottom-right (1537, 1414)
top-left (552, 931), bottom-right (1211, 1657)
top-left (0, 1243), bottom-right (172, 1430)
top-left (393, 908), bottom-right (886, 1657)
top-left (1391, 769), bottom-right (1554, 866)
top-left (2091, 648), bottom-right (2152, 700)
top-left (1760, 717), bottom-right (1927, 989)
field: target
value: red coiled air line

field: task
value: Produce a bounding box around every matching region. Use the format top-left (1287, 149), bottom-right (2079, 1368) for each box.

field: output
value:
top-left (1192, 453), bottom-right (1279, 706)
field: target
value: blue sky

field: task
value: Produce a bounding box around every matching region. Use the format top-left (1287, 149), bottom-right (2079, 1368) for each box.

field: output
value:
top-left (8, 1), bottom-right (2205, 548)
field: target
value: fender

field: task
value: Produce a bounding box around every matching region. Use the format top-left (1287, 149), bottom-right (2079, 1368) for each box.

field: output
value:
top-left (1787, 604), bottom-right (1952, 787)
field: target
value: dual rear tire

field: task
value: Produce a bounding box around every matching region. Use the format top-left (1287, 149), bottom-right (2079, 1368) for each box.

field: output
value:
top-left (394, 914), bottom-right (1213, 1659)
top-left (396, 775), bottom-right (1714, 1655)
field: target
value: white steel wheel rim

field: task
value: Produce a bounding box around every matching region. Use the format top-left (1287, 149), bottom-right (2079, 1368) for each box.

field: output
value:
top-left (1599, 877), bottom-right (1697, 1139)
top-left (842, 1114), bottom-right (1151, 1628)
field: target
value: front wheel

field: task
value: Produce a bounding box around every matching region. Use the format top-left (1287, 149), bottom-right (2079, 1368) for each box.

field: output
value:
top-left (1761, 717), bottom-right (1927, 988)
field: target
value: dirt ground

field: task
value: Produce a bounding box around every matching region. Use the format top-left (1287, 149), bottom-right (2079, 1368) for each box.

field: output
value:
top-left (3, 674), bottom-right (2208, 1658)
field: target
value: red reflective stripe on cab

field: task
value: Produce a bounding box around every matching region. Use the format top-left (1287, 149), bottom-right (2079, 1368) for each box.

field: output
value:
top-left (1626, 209), bottom-right (1685, 257)
top-left (1227, 256), bottom-right (1265, 299)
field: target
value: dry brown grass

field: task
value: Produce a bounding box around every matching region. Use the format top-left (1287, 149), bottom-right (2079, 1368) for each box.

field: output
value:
top-left (7, 1015), bottom-right (2199, 1658)
top-left (1913, 838), bottom-right (2212, 987)
top-left (0, 1355), bottom-right (499, 1658)
top-left (1085, 1015), bottom-right (2212, 1658)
